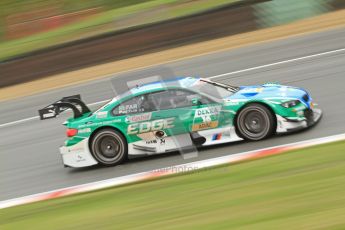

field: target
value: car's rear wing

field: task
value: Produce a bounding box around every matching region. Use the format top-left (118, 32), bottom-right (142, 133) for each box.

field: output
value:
top-left (38, 95), bottom-right (91, 120)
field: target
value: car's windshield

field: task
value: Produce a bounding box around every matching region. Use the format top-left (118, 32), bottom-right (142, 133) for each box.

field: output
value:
top-left (190, 79), bottom-right (238, 99)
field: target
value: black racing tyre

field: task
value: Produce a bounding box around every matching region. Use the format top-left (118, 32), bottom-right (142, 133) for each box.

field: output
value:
top-left (90, 128), bottom-right (127, 166)
top-left (236, 103), bottom-right (275, 141)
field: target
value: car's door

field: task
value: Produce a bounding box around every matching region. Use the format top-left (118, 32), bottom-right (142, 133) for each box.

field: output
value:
top-left (186, 80), bottom-right (238, 145)
top-left (112, 91), bottom-right (195, 154)
top-left (143, 89), bottom-right (196, 152)
top-left (111, 95), bottom-right (158, 149)
top-left (147, 89), bottom-right (232, 148)
top-left (190, 99), bottom-right (235, 145)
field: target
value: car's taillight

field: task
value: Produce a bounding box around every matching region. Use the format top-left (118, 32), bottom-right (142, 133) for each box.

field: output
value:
top-left (66, 128), bottom-right (78, 137)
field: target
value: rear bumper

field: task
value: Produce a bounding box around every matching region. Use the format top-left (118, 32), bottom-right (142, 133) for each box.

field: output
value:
top-left (60, 138), bottom-right (98, 168)
top-left (276, 108), bottom-right (322, 133)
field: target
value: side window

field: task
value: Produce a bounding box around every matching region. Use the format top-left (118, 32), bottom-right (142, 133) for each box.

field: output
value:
top-left (173, 90), bottom-right (199, 108)
top-left (147, 91), bottom-right (175, 110)
top-left (148, 89), bottom-right (213, 110)
top-left (112, 95), bottom-right (156, 116)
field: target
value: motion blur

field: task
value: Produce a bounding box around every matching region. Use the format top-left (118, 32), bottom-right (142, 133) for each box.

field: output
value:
top-left (1, 0), bottom-right (345, 229)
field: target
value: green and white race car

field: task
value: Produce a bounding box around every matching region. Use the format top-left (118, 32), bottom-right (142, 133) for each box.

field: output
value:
top-left (39, 77), bottom-right (322, 168)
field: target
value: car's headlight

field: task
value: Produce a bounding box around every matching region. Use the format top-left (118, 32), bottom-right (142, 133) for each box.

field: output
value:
top-left (281, 100), bottom-right (301, 108)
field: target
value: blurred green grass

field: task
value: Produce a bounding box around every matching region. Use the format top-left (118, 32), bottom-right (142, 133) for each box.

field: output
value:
top-left (1, 141), bottom-right (345, 229)
top-left (0, 0), bottom-right (239, 61)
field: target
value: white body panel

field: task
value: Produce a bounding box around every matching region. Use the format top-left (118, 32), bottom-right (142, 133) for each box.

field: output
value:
top-left (128, 126), bottom-right (243, 155)
top-left (60, 138), bottom-right (98, 168)
top-left (128, 133), bottom-right (194, 155)
top-left (198, 126), bottom-right (242, 145)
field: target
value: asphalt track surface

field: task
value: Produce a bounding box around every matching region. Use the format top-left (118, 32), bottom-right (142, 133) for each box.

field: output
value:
top-left (1, 27), bottom-right (345, 201)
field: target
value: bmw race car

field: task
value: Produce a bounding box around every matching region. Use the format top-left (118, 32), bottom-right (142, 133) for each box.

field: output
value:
top-left (39, 77), bottom-right (322, 168)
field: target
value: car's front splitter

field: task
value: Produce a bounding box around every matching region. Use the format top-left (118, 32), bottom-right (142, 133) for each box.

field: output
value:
top-left (276, 108), bottom-right (322, 133)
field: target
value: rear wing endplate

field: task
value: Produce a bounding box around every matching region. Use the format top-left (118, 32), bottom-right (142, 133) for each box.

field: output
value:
top-left (38, 95), bottom-right (91, 120)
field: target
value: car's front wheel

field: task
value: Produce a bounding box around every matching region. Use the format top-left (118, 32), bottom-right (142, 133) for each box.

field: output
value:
top-left (90, 128), bottom-right (127, 166)
top-left (236, 103), bottom-right (275, 141)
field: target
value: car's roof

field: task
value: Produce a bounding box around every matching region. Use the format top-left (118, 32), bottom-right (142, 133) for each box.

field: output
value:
top-left (129, 77), bottom-right (199, 95)
top-left (97, 77), bottom-right (200, 112)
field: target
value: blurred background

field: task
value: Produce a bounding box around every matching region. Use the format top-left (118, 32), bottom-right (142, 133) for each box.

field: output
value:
top-left (1, 0), bottom-right (345, 88)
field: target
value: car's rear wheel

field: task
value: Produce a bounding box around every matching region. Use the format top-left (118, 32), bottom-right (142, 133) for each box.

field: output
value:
top-left (90, 128), bottom-right (127, 166)
top-left (236, 103), bottom-right (275, 141)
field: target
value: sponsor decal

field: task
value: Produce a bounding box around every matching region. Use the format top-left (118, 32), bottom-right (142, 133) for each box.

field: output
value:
top-left (160, 138), bottom-right (166, 145)
top-left (67, 147), bottom-right (84, 152)
top-left (96, 111), bottom-right (108, 119)
top-left (128, 118), bottom-right (175, 135)
top-left (264, 82), bottom-right (280, 87)
top-left (146, 140), bottom-right (157, 144)
top-left (126, 113), bottom-right (152, 123)
top-left (76, 155), bottom-right (86, 162)
top-left (192, 121), bottom-right (219, 131)
top-left (256, 88), bottom-right (263, 93)
top-left (78, 128), bottom-right (91, 134)
top-left (225, 101), bottom-right (239, 106)
top-left (43, 109), bottom-right (56, 118)
top-left (192, 106), bottom-right (221, 131)
top-left (78, 124), bottom-right (89, 128)
top-left (241, 87), bottom-right (263, 93)
top-left (195, 106), bottom-right (221, 118)
top-left (78, 119), bottom-right (121, 129)
top-left (119, 104), bottom-right (138, 114)
top-left (224, 99), bottom-right (248, 106)
top-left (211, 133), bottom-right (222, 141)
top-left (145, 138), bottom-right (165, 145)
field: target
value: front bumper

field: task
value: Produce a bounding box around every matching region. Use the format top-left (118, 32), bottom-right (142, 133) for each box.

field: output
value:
top-left (276, 108), bottom-right (322, 133)
top-left (60, 138), bottom-right (98, 168)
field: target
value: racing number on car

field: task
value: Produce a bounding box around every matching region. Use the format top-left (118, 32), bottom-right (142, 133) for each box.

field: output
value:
top-left (192, 106), bottom-right (221, 131)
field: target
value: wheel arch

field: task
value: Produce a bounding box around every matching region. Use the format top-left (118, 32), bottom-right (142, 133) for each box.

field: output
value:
top-left (234, 101), bottom-right (277, 136)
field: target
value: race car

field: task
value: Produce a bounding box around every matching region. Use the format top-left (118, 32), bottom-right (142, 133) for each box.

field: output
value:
top-left (39, 77), bottom-right (322, 168)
